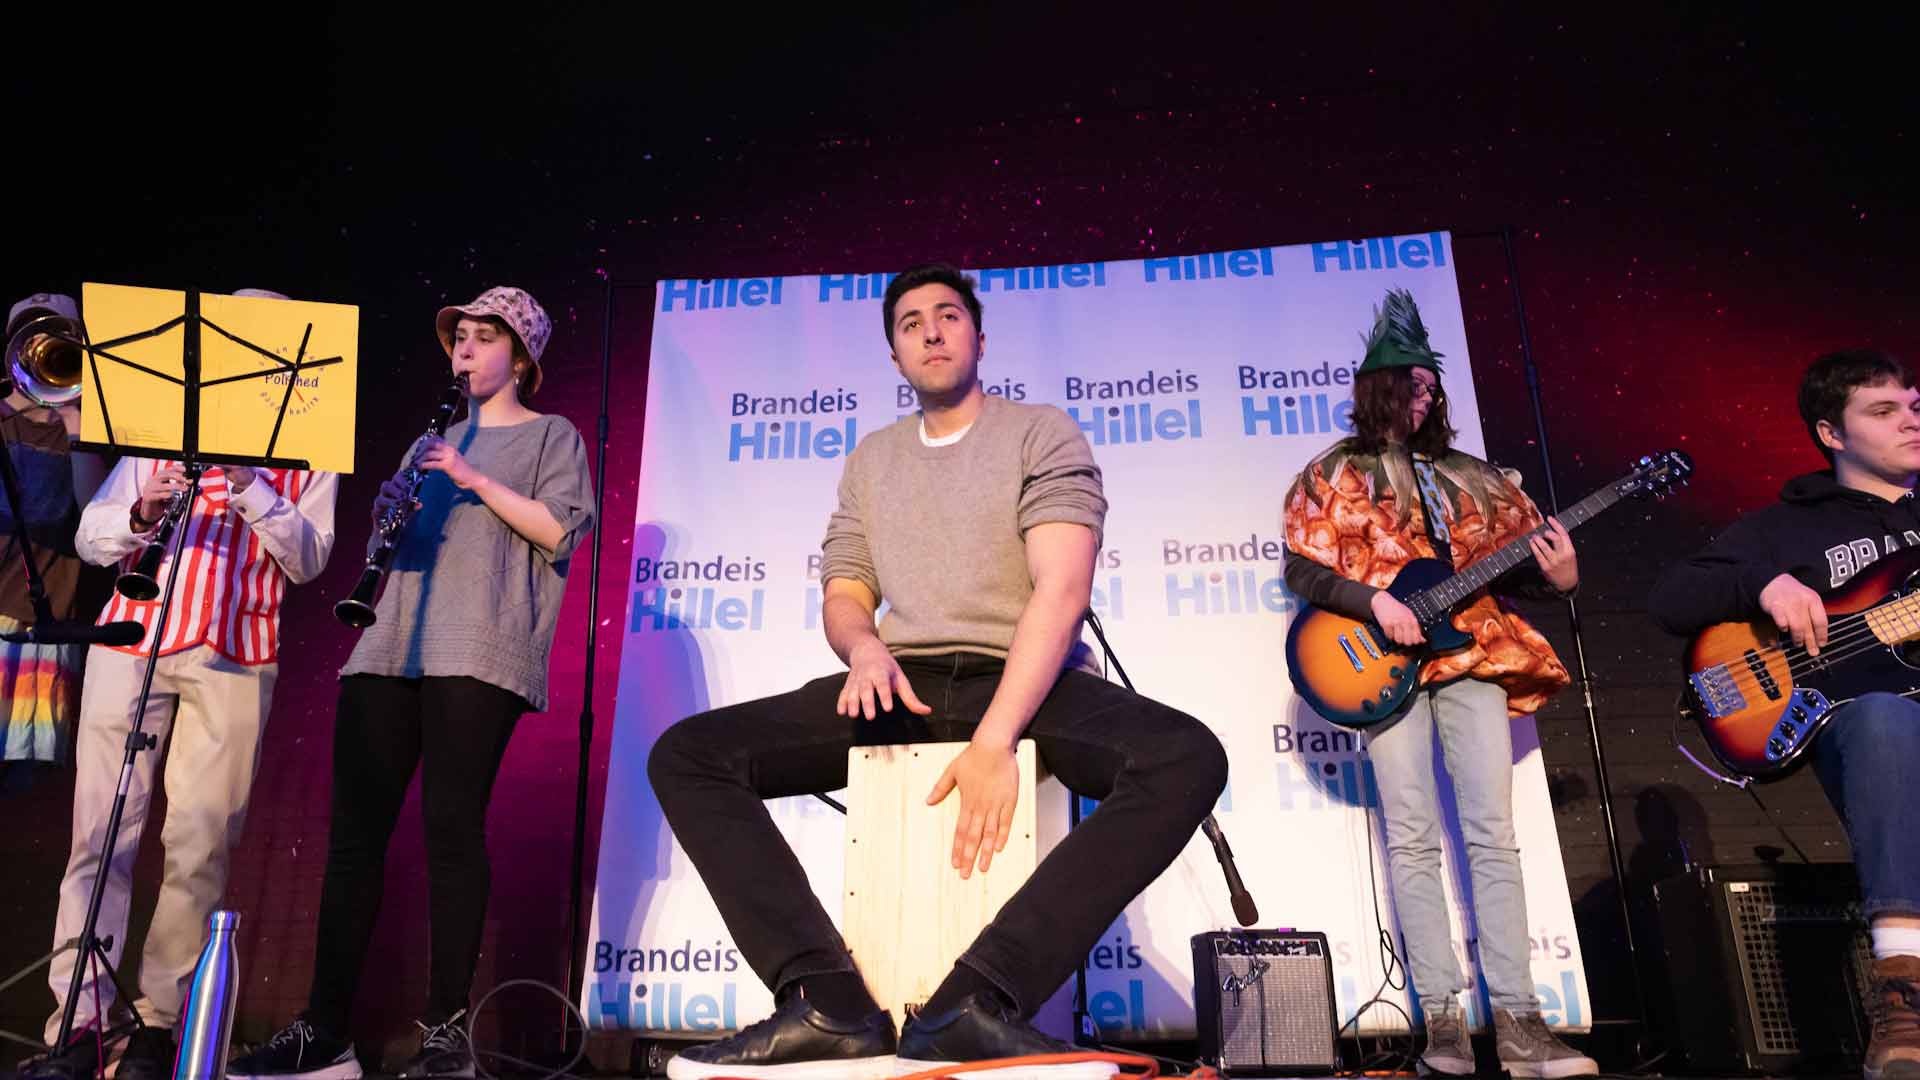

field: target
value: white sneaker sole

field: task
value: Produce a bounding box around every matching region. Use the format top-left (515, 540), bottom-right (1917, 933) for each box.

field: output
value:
top-left (894, 1058), bottom-right (1116, 1080)
top-left (1418, 1053), bottom-right (1475, 1076)
top-left (1500, 1057), bottom-right (1599, 1079)
top-left (665, 1054), bottom-right (897, 1079)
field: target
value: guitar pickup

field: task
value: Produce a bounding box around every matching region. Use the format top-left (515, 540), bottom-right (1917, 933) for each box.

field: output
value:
top-left (1743, 649), bottom-right (1783, 701)
top-left (1353, 625), bottom-right (1384, 660)
top-left (1338, 635), bottom-right (1365, 673)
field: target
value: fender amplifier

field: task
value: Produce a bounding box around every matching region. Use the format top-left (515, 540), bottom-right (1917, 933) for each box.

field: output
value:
top-left (1192, 930), bottom-right (1339, 1077)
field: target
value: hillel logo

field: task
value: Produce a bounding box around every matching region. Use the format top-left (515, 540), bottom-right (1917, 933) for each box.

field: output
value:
top-left (661, 276), bottom-right (785, 312)
top-left (588, 980), bottom-right (740, 1032)
top-left (895, 378), bottom-right (1027, 410)
top-left (1238, 361), bottom-right (1357, 440)
top-left (1309, 232), bottom-right (1448, 273)
top-left (1162, 534), bottom-right (1292, 617)
top-left (1140, 248), bottom-right (1275, 284)
top-left (589, 937), bottom-right (745, 1031)
top-left (976, 262), bottom-right (1108, 293)
top-left (632, 553), bottom-right (768, 633)
top-left (729, 386), bottom-right (859, 462)
top-left (1271, 724), bottom-right (1378, 811)
top-left (817, 271), bottom-right (898, 304)
top-left (1065, 369), bottom-right (1202, 447)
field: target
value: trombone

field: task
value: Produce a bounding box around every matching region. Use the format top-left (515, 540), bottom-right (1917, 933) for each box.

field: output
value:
top-left (4, 313), bottom-right (84, 408)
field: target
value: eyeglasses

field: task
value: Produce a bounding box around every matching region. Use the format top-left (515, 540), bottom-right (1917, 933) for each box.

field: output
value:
top-left (1412, 383), bottom-right (1445, 404)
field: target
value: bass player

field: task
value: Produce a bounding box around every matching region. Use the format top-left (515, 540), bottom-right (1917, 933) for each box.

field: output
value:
top-left (1649, 349), bottom-right (1920, 1080)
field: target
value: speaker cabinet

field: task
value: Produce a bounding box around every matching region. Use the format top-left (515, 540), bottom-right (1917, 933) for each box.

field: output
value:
top-left (1654, 862), bottom-right (1875, 1073)
top-left (1191, 930), bottom-right (1339, 1077)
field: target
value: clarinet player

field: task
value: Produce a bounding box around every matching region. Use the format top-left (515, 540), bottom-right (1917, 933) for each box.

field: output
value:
top-left (230, 287), bottom-right (595, 1080)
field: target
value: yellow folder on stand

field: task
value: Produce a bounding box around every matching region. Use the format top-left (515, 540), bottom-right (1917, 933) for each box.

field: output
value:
top-left (76, 283), bottom-right (359, 473)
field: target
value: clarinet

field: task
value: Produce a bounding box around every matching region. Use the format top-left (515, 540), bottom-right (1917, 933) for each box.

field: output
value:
top-left (334, 374), bottom-right (469, 628)
top-left (116, 465), bottom-right (203, 601)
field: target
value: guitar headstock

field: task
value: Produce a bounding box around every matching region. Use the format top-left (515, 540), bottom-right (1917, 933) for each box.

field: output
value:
top-left (1621, 449), bottom-right (1695, 499)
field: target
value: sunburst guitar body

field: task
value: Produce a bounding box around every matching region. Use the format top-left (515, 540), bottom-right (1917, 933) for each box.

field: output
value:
top-left (1286, 450), bottom-right (1693, 730)
top-left (1680, 546), bottom-right (1920, 782)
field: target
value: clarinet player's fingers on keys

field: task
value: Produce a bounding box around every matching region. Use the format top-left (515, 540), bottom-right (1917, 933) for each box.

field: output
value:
top-left (371, 477), bottom-right (411, 522)
top-left (136, 465), bottom-right (187, 523)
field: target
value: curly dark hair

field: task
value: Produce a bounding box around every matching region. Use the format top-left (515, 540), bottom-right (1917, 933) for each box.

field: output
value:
top-left (1347, 367), bottom-right (1455, 455)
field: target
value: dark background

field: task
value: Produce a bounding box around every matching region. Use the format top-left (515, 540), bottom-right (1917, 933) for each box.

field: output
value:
top-left (2, 4), bottom-right (1914, 1069)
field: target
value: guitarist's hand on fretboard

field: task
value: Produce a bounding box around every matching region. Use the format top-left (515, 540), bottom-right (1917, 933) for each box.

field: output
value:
top-left (1371, 590), bottom-right (1426, 646)
top-left (1528, 515), bottom-right (1580, 593)
top-left (1759, 573), bottom-right (1830, 657)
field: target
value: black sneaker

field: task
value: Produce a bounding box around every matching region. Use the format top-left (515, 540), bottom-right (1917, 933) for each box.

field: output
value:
top-left (665, 992), bottom-right (896, 1079)
top-left (226, 1018), bottom-right (363, 1080)
top-left (20, 1030), bottom-right (101, 1080)
top-left (394, 1011), bottom-right (474, 1080)
top-left (896, 994), bottom-right (1114, 1080)
top-left (116, 1027), bottom-right (176, 1080)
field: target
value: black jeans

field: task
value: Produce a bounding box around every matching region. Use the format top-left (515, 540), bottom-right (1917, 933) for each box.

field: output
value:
top-left (306, 675), bottom-right (525, 1032)
top-left (647, 652), bottom-right (1229, 1016)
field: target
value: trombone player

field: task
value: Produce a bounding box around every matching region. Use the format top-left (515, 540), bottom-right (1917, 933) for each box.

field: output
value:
top-left (27, 288), bottom-right (338, 1080)
top-left (0, 292), bottom-right (106, 781)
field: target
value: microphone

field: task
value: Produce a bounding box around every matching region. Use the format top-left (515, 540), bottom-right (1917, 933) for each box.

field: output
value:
top-left (1200, 816), bottom-right (1260, 927)
top-left (0, 620), bottom-right (145, 646)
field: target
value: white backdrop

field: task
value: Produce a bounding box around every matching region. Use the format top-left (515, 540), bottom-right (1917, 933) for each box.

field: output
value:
top-left (583, 232), bottom-right (1592, 1040)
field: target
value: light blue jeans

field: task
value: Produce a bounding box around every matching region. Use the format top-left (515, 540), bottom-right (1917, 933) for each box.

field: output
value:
top-left (1364, 676), bottom-right (1537, 1013)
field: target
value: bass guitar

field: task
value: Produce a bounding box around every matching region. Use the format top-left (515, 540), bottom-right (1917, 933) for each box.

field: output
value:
top-left (1680, 545), bottom-right (1920, 783)
top-left (1286, 450), bottom-right (1693, 729)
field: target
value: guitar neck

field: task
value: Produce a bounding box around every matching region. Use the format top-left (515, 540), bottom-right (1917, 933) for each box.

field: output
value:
top-left (1419, 482), bottom-right (1623, 611)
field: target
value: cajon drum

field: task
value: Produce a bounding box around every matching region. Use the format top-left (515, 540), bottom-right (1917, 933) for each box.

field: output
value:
top-left (842, 740), bottom-right (1039, 1027)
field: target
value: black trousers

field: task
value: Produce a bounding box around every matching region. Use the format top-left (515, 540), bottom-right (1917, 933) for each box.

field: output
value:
top-left (306, 675), bottom-right (525, 1031)
top-left (647, 652), bottom-right (1229, 1016)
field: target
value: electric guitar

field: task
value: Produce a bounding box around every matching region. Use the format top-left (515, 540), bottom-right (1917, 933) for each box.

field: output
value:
top-left (1285, 450), bottom-right (1693, 729)
top-left (1679, 546), bottom-right (1920, 783)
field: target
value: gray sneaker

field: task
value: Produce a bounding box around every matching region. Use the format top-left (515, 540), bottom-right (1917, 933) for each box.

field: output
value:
top-left (1492, 1009), bottom-right (1597, 1078)
top-left (1418, 1004), bottom-right (1473, 1077)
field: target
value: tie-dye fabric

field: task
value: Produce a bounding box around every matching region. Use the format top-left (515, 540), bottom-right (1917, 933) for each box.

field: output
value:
top-left (0, 614), bottom-right (82, 763)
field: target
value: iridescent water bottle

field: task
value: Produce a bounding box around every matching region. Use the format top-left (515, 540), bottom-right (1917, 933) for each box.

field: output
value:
top-left (173, 910), bottom-right (240, 1080)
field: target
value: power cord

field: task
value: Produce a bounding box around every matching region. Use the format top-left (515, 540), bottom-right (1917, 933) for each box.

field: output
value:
top-left (463, 978), bottom-right (589, 1080)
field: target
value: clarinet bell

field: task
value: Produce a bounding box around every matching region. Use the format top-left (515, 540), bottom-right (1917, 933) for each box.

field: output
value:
top-left (115, 544), bottom-right (167, 601)
top-left (333, 565), bottom-right (382, 628)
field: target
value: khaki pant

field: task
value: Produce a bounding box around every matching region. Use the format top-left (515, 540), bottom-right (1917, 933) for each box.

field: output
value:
top-left (45, 645), bottom-right (275, 1040)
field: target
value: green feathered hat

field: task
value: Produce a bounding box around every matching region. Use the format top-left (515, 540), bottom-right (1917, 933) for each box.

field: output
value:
top-left (1357, 287), bottom-right (1444, 374)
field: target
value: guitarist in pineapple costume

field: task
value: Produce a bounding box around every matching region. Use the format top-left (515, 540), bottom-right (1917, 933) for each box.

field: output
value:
top-left (1282, 289), bottom-right (1595, 1078)
top-left (1650, 350), bottom-right (1920, 1080)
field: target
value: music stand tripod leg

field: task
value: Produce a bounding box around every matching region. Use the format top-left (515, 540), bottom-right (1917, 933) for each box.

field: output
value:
top-left (45, 473), bottom-right (204, 1058)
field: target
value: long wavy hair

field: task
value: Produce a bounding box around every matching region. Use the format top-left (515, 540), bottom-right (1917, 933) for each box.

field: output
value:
top-left (1347, 367), bottom-right (1455, 455)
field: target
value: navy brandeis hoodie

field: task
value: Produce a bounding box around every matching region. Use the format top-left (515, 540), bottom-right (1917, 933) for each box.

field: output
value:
top-left (1649, 470), bottom-right (1920, 637)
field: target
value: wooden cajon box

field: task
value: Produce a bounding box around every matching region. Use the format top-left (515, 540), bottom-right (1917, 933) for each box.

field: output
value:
top-left (842, 740), bottom-right (1039, 1027)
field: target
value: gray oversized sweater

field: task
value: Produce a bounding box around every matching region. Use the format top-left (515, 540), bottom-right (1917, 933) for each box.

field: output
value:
top-left (819, 393), bottom-right (1106, 668)
top-left (341, 413), bottom-right (595, 710)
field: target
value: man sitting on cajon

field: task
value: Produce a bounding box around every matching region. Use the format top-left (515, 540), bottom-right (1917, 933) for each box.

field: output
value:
top-left (648, 263), bottom-right (1228, 1080)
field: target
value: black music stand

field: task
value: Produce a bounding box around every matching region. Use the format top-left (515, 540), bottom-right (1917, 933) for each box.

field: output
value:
top-left (28, 287), bottom-right (342, 1062)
